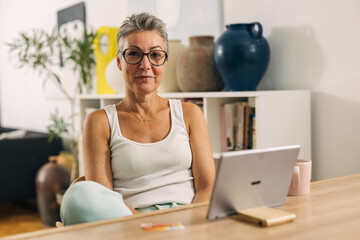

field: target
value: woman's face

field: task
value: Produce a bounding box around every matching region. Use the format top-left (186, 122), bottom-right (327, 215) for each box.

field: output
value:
top-left (117, 30), bottom-right (168, 96)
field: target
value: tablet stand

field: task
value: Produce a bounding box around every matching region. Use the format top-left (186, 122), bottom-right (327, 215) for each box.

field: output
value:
top-left (232, 206), bottom-right (296, 227)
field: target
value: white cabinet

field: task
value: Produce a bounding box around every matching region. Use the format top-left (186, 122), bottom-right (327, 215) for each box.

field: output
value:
top-left (77, 90), bottom-right (311, 172)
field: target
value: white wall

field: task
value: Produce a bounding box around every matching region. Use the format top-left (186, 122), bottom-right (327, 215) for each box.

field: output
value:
top-left (0, 0), bottom-right (127, 133)
top-left (224, 0), bottom-right (360, 180)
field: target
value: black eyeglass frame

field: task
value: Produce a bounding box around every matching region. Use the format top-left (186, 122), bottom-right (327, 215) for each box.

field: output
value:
top-left (120, 48), bottom-right (168, 66)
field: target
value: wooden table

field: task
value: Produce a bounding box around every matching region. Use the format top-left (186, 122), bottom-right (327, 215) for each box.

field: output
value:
top-left (4, 174), bottom-right (360, 240)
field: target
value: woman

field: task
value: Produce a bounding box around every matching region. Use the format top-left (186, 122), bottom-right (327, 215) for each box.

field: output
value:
top-left (60, 12), bottom-right (215, 225)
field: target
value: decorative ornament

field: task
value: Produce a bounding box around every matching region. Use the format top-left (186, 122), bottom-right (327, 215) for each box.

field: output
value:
top-left (94, 26), bottom-right (125, 94)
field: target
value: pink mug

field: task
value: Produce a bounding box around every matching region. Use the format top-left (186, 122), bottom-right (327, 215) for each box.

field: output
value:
top-left (288, 159), bottom-right (312, 196)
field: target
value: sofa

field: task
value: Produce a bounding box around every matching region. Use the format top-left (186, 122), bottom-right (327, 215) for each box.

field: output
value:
top-left (0, 127), bottom-right (63, 202)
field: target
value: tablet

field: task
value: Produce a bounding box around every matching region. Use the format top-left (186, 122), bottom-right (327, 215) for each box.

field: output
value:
top-left (206, 145), bottom-right (300, 220)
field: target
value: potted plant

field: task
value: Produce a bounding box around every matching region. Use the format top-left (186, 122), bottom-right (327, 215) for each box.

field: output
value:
top-left (6, 27), bottom-right (97, 180)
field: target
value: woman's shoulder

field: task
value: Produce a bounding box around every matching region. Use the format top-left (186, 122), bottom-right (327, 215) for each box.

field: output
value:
top-left (83, 108), bottom-right (109, 134)
top-left (82, 108), bottom-right (111, 151)
top-left (181, 101), bottom-right (202, 114)
top-left (85, 108), bottom-right (107, 122)
top-left (181, 102), bottom-right (204, 124)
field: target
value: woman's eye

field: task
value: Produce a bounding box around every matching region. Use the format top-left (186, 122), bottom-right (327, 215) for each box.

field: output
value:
top-left (150, 51), bottom-right (162, 58)
top-left (127, 51), bottom-right (141, 57)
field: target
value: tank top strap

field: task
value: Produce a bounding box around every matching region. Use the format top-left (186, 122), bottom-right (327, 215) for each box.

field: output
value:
top-left (103, 104), bottom-right (120, 146)
top-left (169, 99), bottom-right (188, 135)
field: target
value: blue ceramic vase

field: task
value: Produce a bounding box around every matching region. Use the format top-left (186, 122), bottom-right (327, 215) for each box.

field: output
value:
top-left (213, 22), bottom-right (270, 91)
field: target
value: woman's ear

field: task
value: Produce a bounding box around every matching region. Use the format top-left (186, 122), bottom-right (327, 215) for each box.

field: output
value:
top-left (116, 56), bottom-right (122, 71)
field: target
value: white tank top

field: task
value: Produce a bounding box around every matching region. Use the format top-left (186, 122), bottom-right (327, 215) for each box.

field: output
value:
top-left (104, 99), bottom-right (195, 208)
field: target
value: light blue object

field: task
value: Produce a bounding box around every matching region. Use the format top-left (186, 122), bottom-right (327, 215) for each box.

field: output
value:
top-left (60, 181), bottom-right (133, 225)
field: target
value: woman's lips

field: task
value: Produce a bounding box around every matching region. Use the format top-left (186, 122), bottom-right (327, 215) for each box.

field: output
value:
top-left (135, 76), bottom-right (154, 81)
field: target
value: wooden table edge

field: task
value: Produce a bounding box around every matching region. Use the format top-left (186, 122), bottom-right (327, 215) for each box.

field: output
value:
top-left (310, 173), bottom-right (360, 186)
top-left (1, 201), bottom-right (209, 240)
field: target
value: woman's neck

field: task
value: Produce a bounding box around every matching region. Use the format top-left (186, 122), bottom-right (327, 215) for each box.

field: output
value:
top-left (122, 91), bottom-right (161, 116)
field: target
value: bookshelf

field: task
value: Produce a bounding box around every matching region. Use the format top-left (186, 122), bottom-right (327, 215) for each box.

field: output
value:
top-left (77, 90), bottom-right (311, 174)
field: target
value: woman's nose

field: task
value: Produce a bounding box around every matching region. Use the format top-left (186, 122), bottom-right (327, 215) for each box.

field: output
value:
top-left (138, 54), bottom-right (151, 70)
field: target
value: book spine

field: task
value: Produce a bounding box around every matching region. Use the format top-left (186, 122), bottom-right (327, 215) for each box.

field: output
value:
top-left (246, 107), bottom-right (255, 149)
top-left (252, 113), bottom-right (256, 149)
top-left (234, 102), bottom-right (246, 150)
top-left (244, 106), bottom-right (255, 149)
top-left (220, 106), bottom-right (228, 152)
top-left (243, 106), bottom-right (248, 149)
top-left (224, 103), bottom-right (235, 151)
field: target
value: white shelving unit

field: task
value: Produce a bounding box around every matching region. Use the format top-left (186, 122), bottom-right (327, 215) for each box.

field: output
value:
top-left (77, 90), bottom-right (311, 166)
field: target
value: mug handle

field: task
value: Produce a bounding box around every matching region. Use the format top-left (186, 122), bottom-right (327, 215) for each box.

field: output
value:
top-left (292, 165), bottom-right (300, 188)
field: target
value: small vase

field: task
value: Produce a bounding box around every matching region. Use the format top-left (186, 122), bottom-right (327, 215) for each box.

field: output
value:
top-left (158, 40), bottom-right (186, 92)
top-left (35, 156), bottom-right (70, 227)
top-left (56, 151), bottom-right (74, 173)
top-left (213, 22), bottom-right (270, 91)
top-left (176, 36), bottom-right (224, 92)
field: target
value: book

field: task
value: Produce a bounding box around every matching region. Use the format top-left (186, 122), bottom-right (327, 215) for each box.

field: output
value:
top-left (221, 100), bottom-right (256, 152)
top-left (252, 113), bottom-right (256, 149)
top-left (234, 101), bottom-right (248, 150)
top-left (223, 103), bottom-right (236, 151)
top-left (220, 106), bottom-right (228, 152)
top-left (243, 106), bottom-right (256, 149)
top-left (245, 107), bottom-right (255, 149)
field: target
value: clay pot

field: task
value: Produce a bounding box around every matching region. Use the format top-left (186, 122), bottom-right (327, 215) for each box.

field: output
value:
top-left (35, 156), bottom-right (70, 227)
top-left (176, 36), bottom-right (224, 92)
top-left (158, 40), bottom-right (186, 92)
top-left (56, 151), bottom-right (74, 173)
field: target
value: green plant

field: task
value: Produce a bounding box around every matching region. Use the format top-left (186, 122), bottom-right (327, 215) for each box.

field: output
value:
top-left (47, 108), bottom-right (71, 144)
top-left (6, 27), bottom-right (96, 149)
top-left (61, 31), bottom-right (96, 94)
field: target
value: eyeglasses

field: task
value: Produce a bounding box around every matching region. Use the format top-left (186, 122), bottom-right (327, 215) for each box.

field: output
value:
top-left (120, 48), bottom-right (168, 66)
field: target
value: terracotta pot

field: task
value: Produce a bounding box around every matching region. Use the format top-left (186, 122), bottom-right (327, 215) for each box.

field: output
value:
top-left (158, 40), bottom-right (186, 93)
top-left (176, 36), bottom-right (224, 92)
top-left (35, 157), bottom-right (70, 227)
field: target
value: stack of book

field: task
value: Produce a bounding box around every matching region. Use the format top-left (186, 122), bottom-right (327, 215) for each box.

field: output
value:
top-left (220, 101), bottom-right (256, 152)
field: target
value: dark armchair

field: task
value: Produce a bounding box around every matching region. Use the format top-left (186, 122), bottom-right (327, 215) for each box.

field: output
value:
top-left (0, 127), bottom-right (63, 202)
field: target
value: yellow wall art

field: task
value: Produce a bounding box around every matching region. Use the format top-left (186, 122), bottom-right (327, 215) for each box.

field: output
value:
top-left (94, 26), bottom-right (124, 94)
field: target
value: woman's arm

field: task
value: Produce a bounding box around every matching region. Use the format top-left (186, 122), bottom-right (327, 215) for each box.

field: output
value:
top-left (82, 110), bottom-right (140, 214)
top-left (182, 102), bottom-right (216, 203)
top-left (82, 109), bottom-right (113, 189)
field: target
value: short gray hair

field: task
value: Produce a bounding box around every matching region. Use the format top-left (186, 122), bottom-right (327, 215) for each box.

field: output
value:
top-left (117, 12), bottom-right (168, 55)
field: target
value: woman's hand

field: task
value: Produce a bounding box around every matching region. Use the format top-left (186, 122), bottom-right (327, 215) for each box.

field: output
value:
top-left (182, 102), bottom-right (216, 203)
